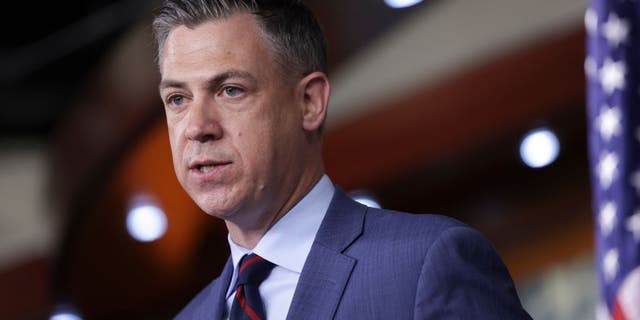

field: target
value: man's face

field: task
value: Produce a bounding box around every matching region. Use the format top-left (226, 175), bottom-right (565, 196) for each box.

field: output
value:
top-left (158, 14), bottom-right (307, 225)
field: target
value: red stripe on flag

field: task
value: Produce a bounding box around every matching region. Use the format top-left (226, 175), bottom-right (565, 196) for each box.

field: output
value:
top-left (612, 299), bottom-right (627, 320)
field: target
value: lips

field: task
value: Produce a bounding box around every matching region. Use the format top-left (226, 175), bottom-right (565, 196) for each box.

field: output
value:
top-left (188, 160), bottom-right (232, 176)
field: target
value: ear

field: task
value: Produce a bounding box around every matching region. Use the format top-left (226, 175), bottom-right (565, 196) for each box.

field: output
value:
top-left (298, 72), bottom-right (330, 132)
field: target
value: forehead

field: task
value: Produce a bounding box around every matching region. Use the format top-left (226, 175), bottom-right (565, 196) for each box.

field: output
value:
top-left (159, 13), bottom-right (273, 76)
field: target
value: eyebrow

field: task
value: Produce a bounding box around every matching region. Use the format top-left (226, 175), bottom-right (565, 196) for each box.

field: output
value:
top-left (159, 70), bottom-right (258, 92)
top-left (158, 79), bottom-right (185, 91)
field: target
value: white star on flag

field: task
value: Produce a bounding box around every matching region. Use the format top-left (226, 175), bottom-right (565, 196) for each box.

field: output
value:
top-left (600, 201), bottom-right (618, 236)
top-left (596, 105), bottom-right (622, 141)
top-left (628, 212), bottom-right (640, 241)
top-left (604, 248), bottom-right (620, 282)
top-left (602, 13), bottom-right (630, 47)
top-left (585, 8), bottom-right (599, 34)
top-left (599, 58), bottom-right (626, 94)
top-left (585, 56), bottom-right (598, 79)
top-left (597, 151), bottom-right (619, 189)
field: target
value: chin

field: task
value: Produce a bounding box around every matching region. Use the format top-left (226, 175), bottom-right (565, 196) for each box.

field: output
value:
top-left (193, 191), bottom-right (241, 219)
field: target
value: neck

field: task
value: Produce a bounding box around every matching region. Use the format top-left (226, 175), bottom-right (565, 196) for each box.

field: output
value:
top-left (226, 166), bottom-right (325, 249)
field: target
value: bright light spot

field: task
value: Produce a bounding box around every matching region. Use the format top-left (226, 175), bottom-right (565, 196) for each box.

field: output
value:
top-left (519, 128), bottom-right (560, 168)
top-left (350, 190), bottom-right (382, 209)
top-left (49, 306), bottom-right (82, 320)
top-left (50, 311), bottom-right (82, 320)
top-left (354, 197), bottom-right (382, 209)
top-left (384, 0), bottom-right (423, 9)
top-left (126, 201), bottom-right (167, 242)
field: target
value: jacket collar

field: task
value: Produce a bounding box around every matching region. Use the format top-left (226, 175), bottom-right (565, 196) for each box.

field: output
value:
top-left (286, 187), bottom-right (367, 320)
top-left (197, 258), bottom-right (233, 320)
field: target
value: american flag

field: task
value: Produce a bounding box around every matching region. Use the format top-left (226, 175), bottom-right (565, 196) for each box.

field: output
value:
top-left (586, 0), bottom-right (640, 319)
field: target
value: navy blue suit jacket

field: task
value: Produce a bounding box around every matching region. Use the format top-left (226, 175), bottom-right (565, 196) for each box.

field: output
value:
top-left (176, 188), bottom-right (532, 319)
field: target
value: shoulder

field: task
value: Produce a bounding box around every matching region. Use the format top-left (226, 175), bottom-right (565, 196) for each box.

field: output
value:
top-left (363, 208), bottom-right (534, 318)
top-left (174, 258), bottom-right (233, 320)
top-left (362, 206), bottom-right (478, 247)
top-left (339, 203), bottom-right (499, 267)
top-left (363, 206), bottom-right (518, 276)
top-left (174, 279), bottom-right (218, 320)
top-left (364, 206), bottom-right (464, 230)
top-left (329, 192), bottom-right (532, 318)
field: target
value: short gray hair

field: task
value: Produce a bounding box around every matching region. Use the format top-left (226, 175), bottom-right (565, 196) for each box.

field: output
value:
top-left (152, 0), bottom-right (328, 77)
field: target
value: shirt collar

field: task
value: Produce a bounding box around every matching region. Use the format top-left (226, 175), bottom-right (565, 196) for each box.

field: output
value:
top-left (228, 175), bottom-right (335, 273)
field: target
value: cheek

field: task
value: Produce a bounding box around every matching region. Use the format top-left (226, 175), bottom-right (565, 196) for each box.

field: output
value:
top-left (166, 122), bottom-right (184, 171)
top-left (238, 131), bottom-right (265, 162)
top-left (235, 127), bottom-right (273, 172)
top-left (167, 127), bottom-right (177, 152)
top-left (167, 115), bottom-right (186, 149)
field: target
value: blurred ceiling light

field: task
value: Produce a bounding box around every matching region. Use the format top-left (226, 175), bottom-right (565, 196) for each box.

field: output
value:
top-left (519, 128), bottom-right (560, 169)
top-left (50, 308), bottom-right (82, 320)
top-left (350, 190), bottom-right (382, 209)
top-left (50, 314), bottom-right (82, 320)
top-left (126, 199), bottom-right (168, 242)
top-left (384, 0), bottom-right (423, 9)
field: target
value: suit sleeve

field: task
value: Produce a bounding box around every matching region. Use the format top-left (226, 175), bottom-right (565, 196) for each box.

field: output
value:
top-left (413, 226), bottom-right (532, 319)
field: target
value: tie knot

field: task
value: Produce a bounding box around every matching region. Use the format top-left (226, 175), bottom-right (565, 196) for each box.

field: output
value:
top-left (236, 253), bottom-right (275, 286)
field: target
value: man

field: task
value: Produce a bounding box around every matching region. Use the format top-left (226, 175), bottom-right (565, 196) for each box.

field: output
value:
top-left (153, 0), bottom-right (532, 319)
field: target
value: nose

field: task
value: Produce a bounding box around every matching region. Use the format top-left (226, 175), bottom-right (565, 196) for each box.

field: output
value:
top-left (184, 99), bottom-right (223, 143)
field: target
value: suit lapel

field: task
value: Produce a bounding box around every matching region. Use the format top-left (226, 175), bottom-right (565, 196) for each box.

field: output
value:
top-left (195, 258), bottom-right (233, 320)
top-left (286, 188), bottom-right (366, 320)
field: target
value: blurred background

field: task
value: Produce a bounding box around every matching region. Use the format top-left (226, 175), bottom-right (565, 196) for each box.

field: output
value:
top-left (0, 0), bottom-right (597, 319)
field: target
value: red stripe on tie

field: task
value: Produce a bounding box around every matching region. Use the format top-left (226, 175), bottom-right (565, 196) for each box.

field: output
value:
top-left (239, 255), bottom-right (264, 274)
top-left (235, 286), bottom-right (261, 320)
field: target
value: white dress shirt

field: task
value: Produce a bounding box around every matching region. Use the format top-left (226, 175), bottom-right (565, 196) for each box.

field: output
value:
top-left (224, 175), bottom-right (335, 320)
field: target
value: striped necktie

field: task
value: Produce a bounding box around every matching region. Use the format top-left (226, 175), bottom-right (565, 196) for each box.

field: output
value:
top-left (230, 253), bottom-right (275, 320)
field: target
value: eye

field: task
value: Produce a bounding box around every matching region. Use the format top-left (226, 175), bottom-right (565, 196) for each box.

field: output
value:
top-left (168, 94), bottom-right (186, 107)
top-left (222, 86), bottom-right (245, 98)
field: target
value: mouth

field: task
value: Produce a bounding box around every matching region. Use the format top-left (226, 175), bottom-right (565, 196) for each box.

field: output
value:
top-left (189, 160), bottom-right (232, 174)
